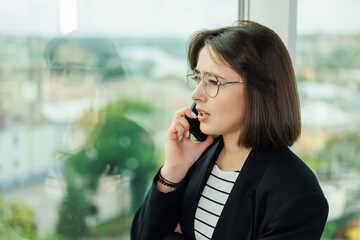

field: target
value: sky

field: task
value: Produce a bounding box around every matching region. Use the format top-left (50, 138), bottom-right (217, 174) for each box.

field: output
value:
top-left (0, 0), bottom-right (359, 37)
top-left (0, 0), bottom-right (238, 37)
top-left (297, 0), bottom-right (360, 34)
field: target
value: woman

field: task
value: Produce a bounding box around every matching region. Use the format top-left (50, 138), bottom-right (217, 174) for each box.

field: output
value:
top-left (131, 20), bottom-right (328, 240)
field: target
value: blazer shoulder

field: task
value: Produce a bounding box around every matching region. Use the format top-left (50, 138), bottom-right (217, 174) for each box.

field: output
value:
top-left (261, 147), bottom-right (323, 194)
top-left (247, 148), bottom-right (328, 238)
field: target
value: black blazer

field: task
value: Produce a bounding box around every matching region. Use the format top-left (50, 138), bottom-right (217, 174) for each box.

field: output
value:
top-left (131, 136), bottom-right (328, 240)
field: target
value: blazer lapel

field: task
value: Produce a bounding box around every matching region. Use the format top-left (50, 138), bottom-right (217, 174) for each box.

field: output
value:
top-left (180, 137), bottom-right (273, 240)
top-left (211, 148), bottom-right (273, 240)
top-left (180, 136), bottom-right (224, 239)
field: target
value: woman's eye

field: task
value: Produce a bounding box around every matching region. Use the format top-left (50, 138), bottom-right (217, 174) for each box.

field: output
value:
top-left (208, 80), bottom-right (218, 85)
top-left (193, 76), bottom-right (200, 82)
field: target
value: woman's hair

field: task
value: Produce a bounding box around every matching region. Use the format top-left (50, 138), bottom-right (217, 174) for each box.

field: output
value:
top-left (187, 20), bottom-right (301, 149)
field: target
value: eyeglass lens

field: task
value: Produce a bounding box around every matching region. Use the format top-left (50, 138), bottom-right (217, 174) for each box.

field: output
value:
top-left (50, 63), bottom-right (95, 81)
top-left (187, 72), bottom-right (219, 97)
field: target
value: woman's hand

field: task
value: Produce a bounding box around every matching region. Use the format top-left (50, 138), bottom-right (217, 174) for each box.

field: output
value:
top-left (161, 107), bottom-right (214, 184)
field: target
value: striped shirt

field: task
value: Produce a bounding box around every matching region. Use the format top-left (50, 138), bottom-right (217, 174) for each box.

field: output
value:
top-left (194, 163), bottom-right (240, 240)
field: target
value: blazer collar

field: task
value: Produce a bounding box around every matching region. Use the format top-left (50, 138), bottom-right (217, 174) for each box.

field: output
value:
top-left (237, 147), bottom-right (274, 194)
top-left (181, 136), bottom-right (224, 238)
top-left (194, 135), bottom-right (273, 192)
top-left (191, 136), bottom-right (274, 194)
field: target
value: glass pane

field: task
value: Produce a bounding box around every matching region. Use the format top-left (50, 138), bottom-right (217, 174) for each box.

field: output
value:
top-left (0, 0), bottom-right (237, 239)
top-left (296, 0), bottom-right (360, 239)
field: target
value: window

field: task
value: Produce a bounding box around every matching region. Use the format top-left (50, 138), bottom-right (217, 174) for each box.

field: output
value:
top-left (0, 0), bottom-right (238, 239)
top-left (296, 0), bottom-right (360, 239)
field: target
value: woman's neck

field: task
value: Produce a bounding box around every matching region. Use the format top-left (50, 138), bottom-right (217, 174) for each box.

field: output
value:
top-left (217, 133), bottom-right (251, 172)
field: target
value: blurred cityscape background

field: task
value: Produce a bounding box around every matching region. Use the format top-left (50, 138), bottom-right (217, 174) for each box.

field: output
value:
top-left (0, 0), bottom-right (359, 239)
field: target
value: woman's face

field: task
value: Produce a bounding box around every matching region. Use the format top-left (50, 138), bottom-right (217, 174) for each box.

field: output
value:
top-left (48, 42), bottom-right (99, 101)
top-left (191, 44), bottom-right (246, 139)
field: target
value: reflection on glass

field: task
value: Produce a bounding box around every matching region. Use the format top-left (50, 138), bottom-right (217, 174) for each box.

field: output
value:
top-left (0, 31), bottom-right (159, 239)
top-left (41, 33), bottom-right (158, 239)
top-left (0, 0), bottom-right (238, 238)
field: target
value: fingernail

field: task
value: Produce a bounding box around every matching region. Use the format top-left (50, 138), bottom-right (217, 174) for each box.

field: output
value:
top-left (186, 131), bottom-right (190, 138)
top-left (191, 112), bottom-right (197, 118)
top-left (178, 135), bottom-right (183, 141)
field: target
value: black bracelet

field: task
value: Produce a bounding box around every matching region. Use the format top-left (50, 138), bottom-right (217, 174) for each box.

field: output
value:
top-left (158, 170), bottom-right (181, 188)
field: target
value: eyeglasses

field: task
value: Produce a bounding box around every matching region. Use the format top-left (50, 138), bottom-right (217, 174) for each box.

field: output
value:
top-left (49, 63), bottom-right (98, 81)
top-left (186, 69), bottom-right (245, 98)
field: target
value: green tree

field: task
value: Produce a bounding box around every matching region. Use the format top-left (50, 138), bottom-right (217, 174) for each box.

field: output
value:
top-left (0, 195), bottom-right (37, 239)
top-left (321, 221), bottom-right (337, 240)
top-left (67, 98), bottom-right (156, 213)
top-left (0, 196), bottom-right (6, 235)
top-left (56, 170), bottom-right (89, 240)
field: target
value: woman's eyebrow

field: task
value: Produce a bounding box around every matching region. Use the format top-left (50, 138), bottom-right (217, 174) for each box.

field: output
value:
top-left (194, 68), bottom-right (226, 80)
top-left (206, 72), bottom-right (226, 81)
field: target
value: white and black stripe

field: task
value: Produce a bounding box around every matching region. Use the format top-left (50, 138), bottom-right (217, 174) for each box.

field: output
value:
top-left (194, 164), bottom-right (240, 240)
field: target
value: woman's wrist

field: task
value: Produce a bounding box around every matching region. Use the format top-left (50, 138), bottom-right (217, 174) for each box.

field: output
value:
top-left (160, 165), bottom-right (187, 184)
top-left (158, 169), bottom-right (182, 188)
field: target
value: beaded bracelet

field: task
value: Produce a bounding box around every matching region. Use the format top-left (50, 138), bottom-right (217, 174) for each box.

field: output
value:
top-left (158, 171), bottom-right (181, 188)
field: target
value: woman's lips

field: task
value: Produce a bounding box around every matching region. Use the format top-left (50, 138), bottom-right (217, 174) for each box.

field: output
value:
top-left (196, 107), bottom-right (210, 122)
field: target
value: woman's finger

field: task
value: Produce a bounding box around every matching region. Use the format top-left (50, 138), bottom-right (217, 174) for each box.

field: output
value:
top-left (168, 114), bottom-right (191, 139)
top-left (174, 115), bottom-right (190, 132)
top-left (173, 123), bottom-right (185, 140)
top-left (174, 107), bottom-right (198, 119)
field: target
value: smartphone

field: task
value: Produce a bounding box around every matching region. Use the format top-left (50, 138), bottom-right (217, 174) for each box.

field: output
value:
top-left (184, 102), bottom-right (208, 142)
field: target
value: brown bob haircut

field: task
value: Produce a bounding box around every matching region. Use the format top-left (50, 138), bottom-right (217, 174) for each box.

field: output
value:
top-left (187, 20), bottom-right (301, 149)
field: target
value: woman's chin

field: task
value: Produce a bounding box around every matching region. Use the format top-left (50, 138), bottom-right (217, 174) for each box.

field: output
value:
top-left (200, 125), bottom-right (216, 136)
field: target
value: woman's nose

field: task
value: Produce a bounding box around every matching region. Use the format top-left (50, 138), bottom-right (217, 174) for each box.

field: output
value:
top-left (191, 81), bottom-right (206, 102)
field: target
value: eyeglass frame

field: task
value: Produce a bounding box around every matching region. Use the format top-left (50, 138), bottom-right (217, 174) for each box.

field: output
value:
top-left (49, 62), bottom-right (100, 81)
top-left (186, 69), bottom-right (245, 98)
